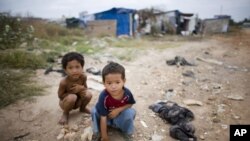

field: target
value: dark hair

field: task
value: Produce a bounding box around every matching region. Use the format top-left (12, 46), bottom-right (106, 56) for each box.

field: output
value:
top-left (102, 62), bottom-right (125, 82)
top-left (61, 52), bottom-right (84, 69)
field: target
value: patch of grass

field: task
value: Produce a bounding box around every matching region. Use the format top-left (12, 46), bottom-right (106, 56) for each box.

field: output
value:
top-left (0, 69), bottom-right (44, 108)
top-left (54, 45), bottom-right (69, 53)
top-left (0, 50), bottom-right (47, 69)
top-left (22, 19), bottom-right (84, 40)
top-left (75, 43), bottom-right (103, 54)
top-left (57, 36), bottom-right (74, 46)
top-left (109, 38), bottom-right (148, 48)
top-left (106, 48), bottom-right (139, 61)
top-left (37, 39), bottom-right (53, 49)
top-left (30, 21), bottom-right (68, 39)
top-left (57, 36), bottom-right (86, 46)
top-left (0, 14), bottom-right (35, 50)
top-left (36, 36), bottom-right (89, 54)
top-left (41, 51), bottom-right (61, 63)
top-left (116, 49), bottom-right (137, 61)
top-left (153, 41), bottom-right (181, 50)
top-left (108, 37), bottom-right (181, 49)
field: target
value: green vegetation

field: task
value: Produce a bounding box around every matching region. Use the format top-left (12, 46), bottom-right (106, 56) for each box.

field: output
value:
top-left (0, 50), bottom-right (47, 69)
top-left (0, 69), bottom-right (44, 108)
top-left (115, 48), bottom-right (139, 61)
top-left (0, 14), bottom-right (34, 50)
top-left (21, 19), bottom-right (84, 40)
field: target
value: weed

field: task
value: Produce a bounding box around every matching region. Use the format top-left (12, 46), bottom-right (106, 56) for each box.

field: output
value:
top-left (0, 50), bottom-right (47, 69)
top-left (0, 14), bottom-right (35, 50)
top-left (76, 44), bottom-right (102, 54)
top-left (0, 69), bottom-right (44, 108)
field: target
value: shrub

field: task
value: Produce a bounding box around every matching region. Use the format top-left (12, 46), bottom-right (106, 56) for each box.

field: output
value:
top-left (0, 14), bottom-right (34, 50)
top-left (0, 50), bottom-right (47, 69)
top-left (0, 69), bottom-right (44, 108)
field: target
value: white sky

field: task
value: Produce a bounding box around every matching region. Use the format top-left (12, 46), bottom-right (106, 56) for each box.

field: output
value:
top-left (0, 0), bottom-right (249, 21)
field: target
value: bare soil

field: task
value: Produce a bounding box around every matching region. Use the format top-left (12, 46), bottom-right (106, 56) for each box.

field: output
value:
top-left (0, 29), bottom-right (250, 141)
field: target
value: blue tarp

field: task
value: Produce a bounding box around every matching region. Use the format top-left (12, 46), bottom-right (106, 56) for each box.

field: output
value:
top-left (94, 8), bottom-right (136, 36)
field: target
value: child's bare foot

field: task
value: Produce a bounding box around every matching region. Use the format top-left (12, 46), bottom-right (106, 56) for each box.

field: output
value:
top-left (80, 107), bottom-right (91, 114)
top-left (58, 112), bottom-right (69, 125)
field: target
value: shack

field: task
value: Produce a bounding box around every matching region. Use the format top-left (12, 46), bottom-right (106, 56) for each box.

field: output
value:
top-left (82, 7), bottom-right (137, 37)
top-left (202, 15), bottom-right (231, 34)
top-left (138, 9), bottom-right (197, 35)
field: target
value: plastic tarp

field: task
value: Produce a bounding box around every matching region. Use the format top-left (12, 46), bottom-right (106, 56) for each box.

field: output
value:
top-left (94, 8), bottom-right (136, 36)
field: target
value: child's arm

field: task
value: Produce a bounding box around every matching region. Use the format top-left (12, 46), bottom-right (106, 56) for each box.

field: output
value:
top-left (100, 116), bottom-right (109, 141)
top-left (83, 74), bottom-right (88, 88)
top-left (69, 74), bottom-right (87, 94)
top-left (58, 80), bottom-right (67, 100)
top-left (108, 104), bottom-right (133, 119)
top-left (70, 84), bottom-right (86, 94)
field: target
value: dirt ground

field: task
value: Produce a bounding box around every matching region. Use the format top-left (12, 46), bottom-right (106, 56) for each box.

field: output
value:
top-left (0, 29), bottom-right (250, 141)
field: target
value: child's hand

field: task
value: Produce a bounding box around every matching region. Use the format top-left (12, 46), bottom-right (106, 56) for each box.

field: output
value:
top-left (108, 108), bottom-right (121, 119)
top-left (70, 84), bottom-right (85, 93)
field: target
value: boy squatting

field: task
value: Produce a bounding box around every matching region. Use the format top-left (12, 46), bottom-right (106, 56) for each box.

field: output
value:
top-left (57, 52), bottom-right (92, 125)
top-left (91, 62), bottom-right (136, 141)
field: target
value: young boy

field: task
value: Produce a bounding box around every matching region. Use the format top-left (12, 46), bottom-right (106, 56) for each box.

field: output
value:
top-left (58, 52), bottom-right (92, 125)
top-left (91, 62), bottom-right (136, 141)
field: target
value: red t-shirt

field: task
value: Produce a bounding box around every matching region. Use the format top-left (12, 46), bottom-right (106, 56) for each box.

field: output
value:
top-left (96, 87), bottom-right (136, 116)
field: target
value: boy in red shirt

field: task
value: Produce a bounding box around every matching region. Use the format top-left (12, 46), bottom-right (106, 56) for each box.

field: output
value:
top-left (91, 62), bottom-right (136, 141)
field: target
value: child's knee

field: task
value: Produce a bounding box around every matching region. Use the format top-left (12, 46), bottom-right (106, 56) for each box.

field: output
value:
top-left (63, 94), bottom-right (77, 106)
top-left (66, 94), bottom-right (77, 102)
top-left (123, 108), bottom-right (136, 120)
top-left (60, 94), bottom-right (77, 110)
top-left (79, 91), bottom-right (92, 99)
top-left (91, 107), bottom-right (97, 115)
top-left (91, 107), bottom-right (100, 119)
top-left (84, 91), bottom-right (92, 100)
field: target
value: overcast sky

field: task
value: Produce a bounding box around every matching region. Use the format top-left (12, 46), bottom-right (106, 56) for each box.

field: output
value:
top-left (0, 0), bottom-right (250, 21)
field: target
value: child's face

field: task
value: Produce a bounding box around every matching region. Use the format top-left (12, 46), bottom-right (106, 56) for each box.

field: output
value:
top-left (104, 73), bottom-right (125, 97)
top-left (65, 60), bottom-right (83, 80)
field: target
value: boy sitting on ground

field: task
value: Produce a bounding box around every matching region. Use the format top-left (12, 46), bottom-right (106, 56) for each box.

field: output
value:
top-left (91, 62), bottom-right (136, 141)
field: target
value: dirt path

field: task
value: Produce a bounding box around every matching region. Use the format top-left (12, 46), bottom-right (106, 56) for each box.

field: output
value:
top-left (0, 31), bottom-right (250, 141)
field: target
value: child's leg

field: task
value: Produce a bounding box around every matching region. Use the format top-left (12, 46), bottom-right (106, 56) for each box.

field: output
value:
top-left (113, 108), bottom-right (136, 135)
top-left (91, 107), bottom-right (101, 134)
top-left (59, 94), bottom-right (77, 125)
top-left (79, 90), bottom-right (92, 113)
top-left (91, 108), bottom-right (116, 133)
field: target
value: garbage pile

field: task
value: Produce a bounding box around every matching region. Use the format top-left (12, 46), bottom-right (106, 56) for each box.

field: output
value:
top-left (149, 101), bottom-right (197, 141)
